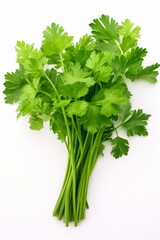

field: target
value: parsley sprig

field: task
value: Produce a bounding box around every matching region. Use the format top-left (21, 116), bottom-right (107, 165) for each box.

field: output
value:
top-left (3, 15), bottom-right (159, 226)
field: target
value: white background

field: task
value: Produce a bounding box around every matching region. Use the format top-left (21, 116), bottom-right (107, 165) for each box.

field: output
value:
top-left (0, 0), bottom-right (160, 239)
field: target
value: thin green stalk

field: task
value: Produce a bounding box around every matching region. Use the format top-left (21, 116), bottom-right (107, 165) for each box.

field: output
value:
top-left (76, 128), bottom-right (104, 219)
top-left (115, 39), bottom-right (123, 55)
top-left (43, 71), bottom-right (77, 225)
top-left (78, 134), bottom-right (95, 218)
top-left (38, 90), bottom-right (52, 98)
top-left (70, 124), bottom-right (77, 226)
top-left (76, 162), bottom-right (88, 219)
top-left (90, 128), bottom-right (104, 174)
top-left (76, 134), bottom-right (94, 219)
top-left (76, 117), bottom-right (83, 150)
top-left (57, 197), bottom-right (65, 220)
top-left (65, 176), bottom-right (71, 226)
top-left (59, 53), bottom-right (65, 72)
top-left (80, 137), bottom-right (101, 217)
top-left (71, 117), bottom-right (83, 151)
top-left (53, 156), bottom-right (72, 216)
top-left (76, 131), bottom-right (90, 169)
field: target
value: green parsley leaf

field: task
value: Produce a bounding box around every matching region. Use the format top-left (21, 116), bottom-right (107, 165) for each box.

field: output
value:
top-left (98, 142), bottom-right (105, 156)
top-left (29, 116), bottom-right (43, 130)
top-left (54, 99), bottom-right (71, 109)
top-left (95, 40), bottom-right (121, 56)
top-left (42, 23), bottom-right (73, 56)
top-left (121, 36), bottom-right (137, 53)
top-left (66, 100), bottom-right (88, 117)
top-left (111, 136), bottom-right (129, 158)
top-left (47, 53), bottom-right (60, 65)
top-left (119, 19), bottom-right (141, 39)
top-left (86, 51), bottom-right (112, 72)
top-left (126, 47), bottom-right (147, 67)
top-left (16, 41), bottom-right (47, 77)
top-left (97, 66), bottom-right (112, 82)
top-left (3, 67), bottom-right (26, 103)
top-left (112, 55), bottom-right (127, 75)
top-left (62, 63), bottom-right (95, 87)
top-left (92, 88), bottom-right (128, 117)
top-left (50, 111), bottom-right (67, 142)
top-left (59, 82), bottom-right (89, 99)
top-left (122, 109), bottom-right (151, 136)
top-left (40, 69), bottom-right (58, 99)
top-left (125, 47), bottom-right (147, 77)
top-left (86, 51), bottom-right (102, 71)
top-left (80, 104), bottom-right (112, 133)
top-left (118, 102), bottom-right (132, 122)
top-left (63, 41), bottom-right (94, 68)
top-left (75, 34), bottom-right (95, 51)
top-left (86, 51), bottom-right (113, 83)
top-left (126, 64), bottom-right (160, 83)
top-left (17, 96), bottom-right (51, 120)
top-left (20, 84), bottom-right (36, 101)
top-left (90, 15), bottom-right (121, 40)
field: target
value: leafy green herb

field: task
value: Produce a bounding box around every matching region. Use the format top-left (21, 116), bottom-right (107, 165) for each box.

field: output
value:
top-left (111, 136), bottom-right (129, 158)
top-left (122, 109), bottom-right (151, 136)
top-left (3, 15), bottom-right (159, 226)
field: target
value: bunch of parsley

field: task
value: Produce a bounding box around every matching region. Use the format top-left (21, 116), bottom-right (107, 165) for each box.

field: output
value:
top-left (3, 15), bottom-right (159, 226)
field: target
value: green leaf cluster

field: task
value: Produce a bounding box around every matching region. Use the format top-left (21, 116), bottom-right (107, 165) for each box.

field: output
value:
top-left (3, 15), bottom-right (159, 226)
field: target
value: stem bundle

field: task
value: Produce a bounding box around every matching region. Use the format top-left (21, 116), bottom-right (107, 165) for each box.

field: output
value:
top-left (53, 117), bottom-right (104, 226)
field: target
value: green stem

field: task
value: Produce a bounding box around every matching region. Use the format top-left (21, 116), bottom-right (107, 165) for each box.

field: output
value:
top-left (90, 129), bottom-right (104, 174)
top-left (76, 133), bottom-right (94, 219)
top-left (71, 117), bottom-right (83, 151)
top-left (59, 53), bottom-right (65, 72)
top-left (76, 131), bottom-right (90, 169)
top-left (38, 90), bottom-right (52, 98)
top-left (53, 156), bottom-right (71, 216)
top-left (76, 117), bottom-right (83, 149)
top-left (43, 71), bottom-right (77, 225)
top-left (76, 128), bottom-right (104, 219)
top-left (115, 39), bottom-right (123, 55)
